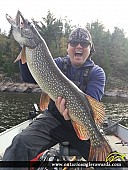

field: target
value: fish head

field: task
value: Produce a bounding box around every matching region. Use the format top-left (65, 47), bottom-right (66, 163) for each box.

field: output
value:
top-left (6, 10), bottom-right (40, 49)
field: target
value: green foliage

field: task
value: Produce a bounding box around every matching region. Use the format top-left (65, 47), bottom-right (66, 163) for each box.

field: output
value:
top-left (0, 10), bottom-right (128, 89)
top-left (3, 61), bottom-right (15, 76)
top-left (32, 10), bottom-right (73, 57)
top-left (86, 21), bottom-right (128, 88)
top-left (0, 31), bottom-right (20, 78)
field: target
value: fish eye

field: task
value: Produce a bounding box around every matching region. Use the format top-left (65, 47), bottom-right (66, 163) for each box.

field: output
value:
top-left (19, 16), bottom-right (24, 28)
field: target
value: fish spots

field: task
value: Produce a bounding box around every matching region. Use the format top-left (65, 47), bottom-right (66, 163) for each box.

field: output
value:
top-left (8, 11), bottom-right (112, 160)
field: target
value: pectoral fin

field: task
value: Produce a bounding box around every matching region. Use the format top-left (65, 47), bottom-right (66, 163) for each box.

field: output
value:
top-left (21, 46), bottom-right (27, 64)
top-left (14, 54), bottom-right (21, 63)
top-left (72, 121), bottom-right (90, 140)
top-left (85, 94), bottom-right (105, 126)
top-left (14, 46), bottom-right (26, 64)
top-left (39, 92), bottom-right (50, 111)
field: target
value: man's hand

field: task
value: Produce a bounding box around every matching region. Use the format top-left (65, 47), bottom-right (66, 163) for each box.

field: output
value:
top-left (55, 97), bottom-right (70, 120)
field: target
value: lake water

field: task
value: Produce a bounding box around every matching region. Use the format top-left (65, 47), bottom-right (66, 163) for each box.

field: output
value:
top-left (0, 92), bottom-right (40, 132)
top-left (0, 92), bottom-right (128, 133)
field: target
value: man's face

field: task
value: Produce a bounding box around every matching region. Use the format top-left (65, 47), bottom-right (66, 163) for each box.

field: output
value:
top-left (67, 41), bottom-right (91, 67)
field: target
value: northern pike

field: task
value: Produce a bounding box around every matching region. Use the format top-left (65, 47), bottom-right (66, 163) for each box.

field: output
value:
top-left (6, 11), bottom-right (112, 161)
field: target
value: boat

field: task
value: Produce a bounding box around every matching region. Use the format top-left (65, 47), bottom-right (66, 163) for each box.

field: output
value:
top-left (104, 118), bottom-right (128, 160)
top-left (0, 119), bottom-right (32, 159)
top-left (0, 105), bottom-right (128, 163)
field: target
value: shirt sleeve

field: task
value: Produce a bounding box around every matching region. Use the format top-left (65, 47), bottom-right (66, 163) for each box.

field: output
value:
top-left (19, 60), bottom-right (37, 84)
top-left (19, 57), bottom-right (62, 84)
top-left (86, 65), bottom-right (106, 101)
top-left (54, 57), bottom-right (63, 69)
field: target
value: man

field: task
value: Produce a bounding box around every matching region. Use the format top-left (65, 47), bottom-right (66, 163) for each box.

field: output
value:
top-left (2, 28), bottom-right (106, 166)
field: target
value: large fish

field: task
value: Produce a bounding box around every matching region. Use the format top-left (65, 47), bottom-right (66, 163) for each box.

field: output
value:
top-left (6, 11), bottom-right (112, 161)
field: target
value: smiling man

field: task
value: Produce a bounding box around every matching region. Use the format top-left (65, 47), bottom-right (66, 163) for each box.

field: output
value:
top-left (67, 28), bottom-right (92, 66)
top-left (2, 28), bottom-right (106, 167)
top-left (54, 28), bottom-right (105, 119)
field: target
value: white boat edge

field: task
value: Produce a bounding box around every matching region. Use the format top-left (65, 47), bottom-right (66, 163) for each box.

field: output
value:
top-left (107, 121), bottom-right (128, 142)
top-left (0, 119), bottom-right (32, 157)
top-left (0, 116), bottom-right (128, 160)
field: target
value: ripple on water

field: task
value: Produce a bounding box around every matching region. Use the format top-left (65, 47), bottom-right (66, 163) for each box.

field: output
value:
top-left (0, 92), bottom-right (40, 132)
top-left (0, 93), bottom-right (128, 133)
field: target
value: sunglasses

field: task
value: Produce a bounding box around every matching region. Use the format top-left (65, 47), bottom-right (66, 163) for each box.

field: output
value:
top-left (69, 41), bottom-right (91, 48)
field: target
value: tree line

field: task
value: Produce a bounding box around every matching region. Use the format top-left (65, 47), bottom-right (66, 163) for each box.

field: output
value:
top-left (0, 10), bottom-right (128, 89)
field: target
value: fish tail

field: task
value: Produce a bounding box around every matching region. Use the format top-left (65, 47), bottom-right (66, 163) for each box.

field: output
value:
top-left (88, 138), bottom-right (112, 161)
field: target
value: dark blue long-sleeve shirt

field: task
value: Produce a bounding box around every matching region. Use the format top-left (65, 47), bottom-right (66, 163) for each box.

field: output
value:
top-left (19, 56), bottom-right (106, 101)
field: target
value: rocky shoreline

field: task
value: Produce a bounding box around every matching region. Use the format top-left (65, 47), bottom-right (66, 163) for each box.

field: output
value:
top-left (0, 82), bottom-right (42, 93)
top-left (104, 89), bottom-right (128, 98)
top-left (0, 82), bottom-right (128, 98)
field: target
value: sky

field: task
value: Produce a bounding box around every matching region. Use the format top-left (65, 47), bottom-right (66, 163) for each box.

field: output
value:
top-left (0, 0), bottom-right (128, 36)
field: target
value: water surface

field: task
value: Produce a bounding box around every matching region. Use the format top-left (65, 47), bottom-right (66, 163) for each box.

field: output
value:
top-left (0, 92), bottom-right (128, 133)
top-left (0, 92), bottom-right (40, 132)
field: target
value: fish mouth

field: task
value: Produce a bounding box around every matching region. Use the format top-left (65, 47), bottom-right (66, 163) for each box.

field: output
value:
top-left (6, 13), bottom-right (16, 27)
top-left (15, 11), bottom-right (26, 28)
top-left (6, 10), bottom-right (26, 29)
top-left (6, 10), bottom-right (34, 41)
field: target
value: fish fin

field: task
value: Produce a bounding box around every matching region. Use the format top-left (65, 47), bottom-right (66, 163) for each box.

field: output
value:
top-left (14, 54), bottom-right (21, 63)
top-left (88, 137), bottom-right (112, 161)
top-left (39, 92), bottom-right (50, 111)
top-left (21, 46), bottom-right (27, 64)
top-left (85, 94), bottom-right (105, 126)
top-left (72, 121), bottom-right (90, 140)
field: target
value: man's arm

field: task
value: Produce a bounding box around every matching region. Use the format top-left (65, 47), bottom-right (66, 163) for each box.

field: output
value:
top-left (86, 66), bottom-right (106, 101)
top-left (19, 57), bottom-right (62, 84)
top-left (19, 60), bottom-right (37, 84)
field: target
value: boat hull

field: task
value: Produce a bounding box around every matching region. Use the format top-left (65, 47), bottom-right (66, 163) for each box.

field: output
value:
top-left (0, 120), bottom-right (32, 157)
top-left (0, 116), bottom-right (128, 159)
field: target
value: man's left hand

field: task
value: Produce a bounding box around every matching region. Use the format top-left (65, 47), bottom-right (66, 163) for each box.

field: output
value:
top-left (55, 97), bottom-right (70, 120)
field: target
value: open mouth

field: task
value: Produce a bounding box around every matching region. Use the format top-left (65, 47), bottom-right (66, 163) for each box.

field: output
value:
top-left (6, 10), bottom-right (26, 28)
top-left (74, 51), bottom-right (83, 57)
